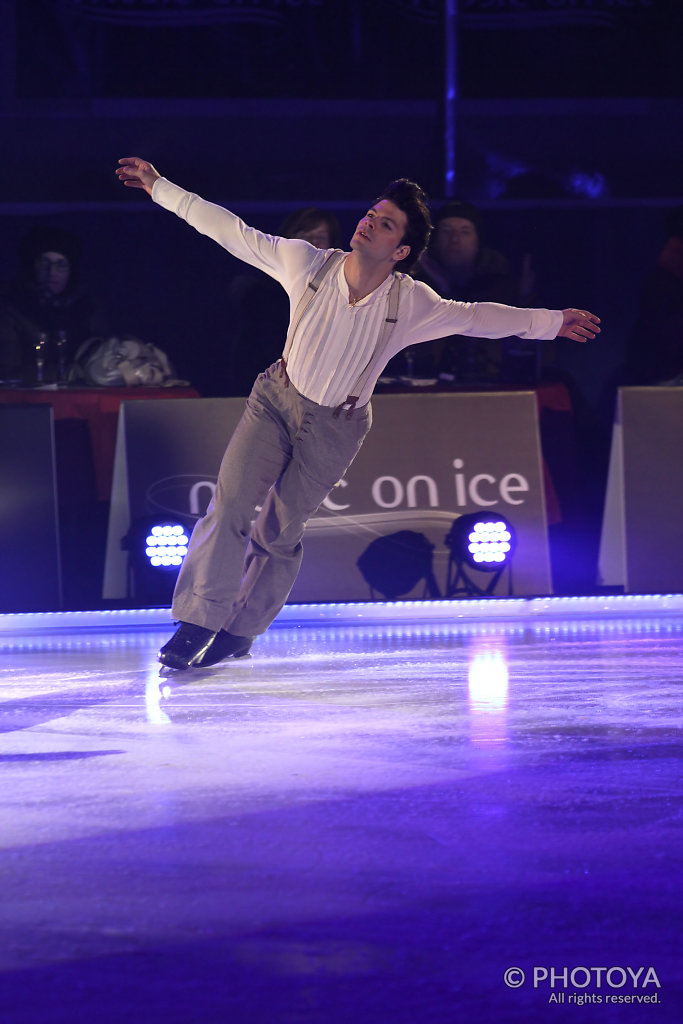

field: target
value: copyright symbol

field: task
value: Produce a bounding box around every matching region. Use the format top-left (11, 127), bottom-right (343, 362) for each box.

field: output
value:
top-left (504, 967), bottom-right (525, 988)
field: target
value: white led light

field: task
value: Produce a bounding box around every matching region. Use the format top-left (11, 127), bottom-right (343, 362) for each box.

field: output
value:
top-left (142, 522), bottom-right (190, 569)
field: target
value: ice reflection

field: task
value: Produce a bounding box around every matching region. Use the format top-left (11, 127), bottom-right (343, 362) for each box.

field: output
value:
top-left (145, 672), bottom-right (172, 725)
top-left (467, 642), bottom-right (509, 748)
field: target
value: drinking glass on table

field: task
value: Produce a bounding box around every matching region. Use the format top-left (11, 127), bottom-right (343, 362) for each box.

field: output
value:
top-left (34, 332), bottom-right (48, 384)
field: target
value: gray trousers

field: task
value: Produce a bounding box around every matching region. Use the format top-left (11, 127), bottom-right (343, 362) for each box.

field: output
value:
top-left (171, 362), bottom-right (372, 636)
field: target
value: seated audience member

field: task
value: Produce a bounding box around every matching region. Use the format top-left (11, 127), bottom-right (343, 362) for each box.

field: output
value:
top-left (406, 200), bottom-right (534, 383)
top-left (224, 207), bottom-right (342, 396)
top-left (278, 207), bottom-right (342, 250)
top-left (0, 225), bottom-right (105, 384)
top-left (623, 205), bottom-right (683, 385)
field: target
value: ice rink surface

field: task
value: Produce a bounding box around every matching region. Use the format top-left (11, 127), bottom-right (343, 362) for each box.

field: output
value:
top-left (1, 597), bottom-right (681, 1023)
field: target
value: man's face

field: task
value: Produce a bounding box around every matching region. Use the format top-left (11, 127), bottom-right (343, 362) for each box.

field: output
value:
top-left (350, 200), bottom-right (409, 266)
top-left (434, 216), bottom-right (479, 268)
top-left (34, 251), bottom-right (71, 296)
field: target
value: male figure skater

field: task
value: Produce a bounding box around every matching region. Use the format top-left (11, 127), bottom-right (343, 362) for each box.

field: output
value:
top-left (116, 157), bottom-right (600, 670)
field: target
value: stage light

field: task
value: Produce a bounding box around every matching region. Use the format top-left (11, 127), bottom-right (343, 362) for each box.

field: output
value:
top-left (357, 530), bottom-right (441, 600)
top-left (143, 522), bottom-right (189, 569)
top-left (465, 519), bottom-right (513, 567)
top-left (444, 513), bottom-right (516, 598)
top-left (122, 516), bottom-right (192, 604)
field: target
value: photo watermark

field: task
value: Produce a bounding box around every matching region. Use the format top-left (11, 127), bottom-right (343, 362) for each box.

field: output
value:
top-left (503, 966), bottom-right (662, 1006)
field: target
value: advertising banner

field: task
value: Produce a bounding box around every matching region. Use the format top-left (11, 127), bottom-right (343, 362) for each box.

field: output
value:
top-left (599, 388), bottom-right (683, 593)
top-left (0, 405), bottom-right (62, 611)
top-left (104, 392), bottom-right (552, 602)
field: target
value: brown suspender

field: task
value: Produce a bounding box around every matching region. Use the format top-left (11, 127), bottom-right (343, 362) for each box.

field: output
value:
top-left (279, 251), bottom-right (402, 418)
top-left (279, 249), bottom-right (346, 385)
top-left (333, 275), bottom-right (401, 418)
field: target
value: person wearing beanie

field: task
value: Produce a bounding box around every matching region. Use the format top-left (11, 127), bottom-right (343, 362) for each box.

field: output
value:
top-left (411, 200), bottom-right (527, 383)
top-left (0, 224), bottom-right (105, 384)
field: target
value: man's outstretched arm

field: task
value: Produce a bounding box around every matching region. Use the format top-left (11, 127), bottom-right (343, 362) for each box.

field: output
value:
top-left (116, 157), bottom-right (161, 196)
top-left (114, 157), bottom-right (321, 292)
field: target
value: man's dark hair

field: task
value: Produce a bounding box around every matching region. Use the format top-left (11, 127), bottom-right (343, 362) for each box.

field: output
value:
top-left (374, 178), bottom-right (432, 274)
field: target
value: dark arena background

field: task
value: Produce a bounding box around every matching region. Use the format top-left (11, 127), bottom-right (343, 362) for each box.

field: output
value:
top-left (1, 3), bottom-right (682, 1023)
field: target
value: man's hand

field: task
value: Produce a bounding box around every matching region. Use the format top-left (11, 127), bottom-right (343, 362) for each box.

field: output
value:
top-left (557, 308), bottom-right (601, 342)
top-left (116, 157), bottom-right (161, 197)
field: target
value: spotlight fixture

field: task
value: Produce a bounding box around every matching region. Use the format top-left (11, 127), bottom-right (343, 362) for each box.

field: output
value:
top-left (143, 522), bottom-right (189, 569)
top-left (122, 516), bottom-right (191, 604)
top-left (444, 513), bottom-right (516, 597)
top-left (357, 530), bottom-right (441, 600)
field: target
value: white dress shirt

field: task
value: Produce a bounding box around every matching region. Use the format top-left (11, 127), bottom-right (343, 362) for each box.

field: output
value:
top-left (153, 178), bottom-right (563, 408)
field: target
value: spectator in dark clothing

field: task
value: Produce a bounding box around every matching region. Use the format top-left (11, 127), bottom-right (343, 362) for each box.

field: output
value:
top-left (0, 225), bottom-right (105, 384)
top-left (405, 201), bottom-right (535, 383)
